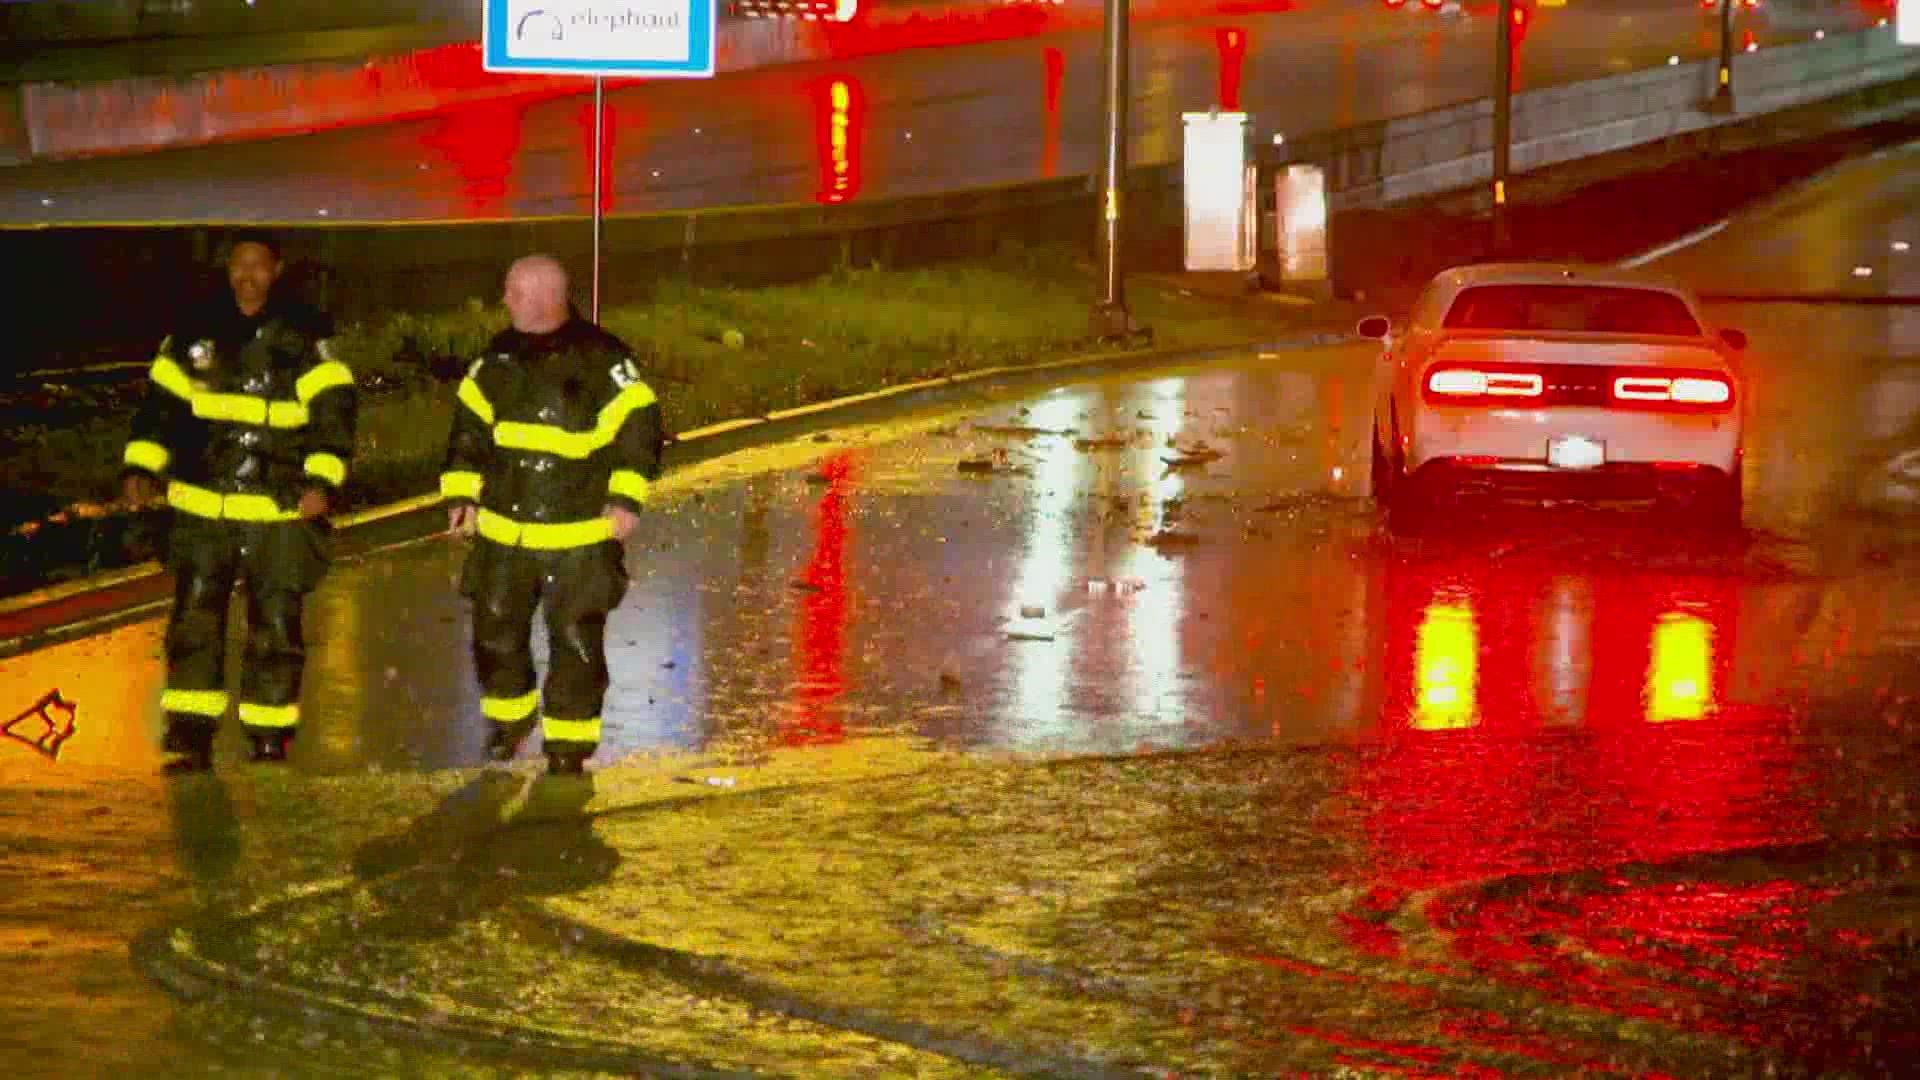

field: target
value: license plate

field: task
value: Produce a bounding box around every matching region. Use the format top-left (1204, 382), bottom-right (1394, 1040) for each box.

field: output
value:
top-left (1547, 435), bottom-right (1605, 470)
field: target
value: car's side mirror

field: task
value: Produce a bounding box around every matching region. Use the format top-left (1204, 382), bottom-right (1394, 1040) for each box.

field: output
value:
top-left (1357, 315), bottom-right (1391, 340)
top-left (1719, 327), bottom-right (1748, 351)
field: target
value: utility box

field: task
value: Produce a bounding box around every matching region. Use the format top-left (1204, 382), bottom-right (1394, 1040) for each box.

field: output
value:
top-left (1275, 163), bottom-right (1329, 290)
top-left (1182, 111), bottom-right (1256, 272)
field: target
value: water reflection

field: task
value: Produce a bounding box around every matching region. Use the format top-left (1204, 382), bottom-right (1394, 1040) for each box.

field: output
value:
top-left (1647, 611), bottom-right (1713, 722)
top-left (1005, 392), bottom-right (1086, 744)
top-left (1412, 599), bottom-right (1477, 731)
top-left (784, 452), bottom-right (857, 746)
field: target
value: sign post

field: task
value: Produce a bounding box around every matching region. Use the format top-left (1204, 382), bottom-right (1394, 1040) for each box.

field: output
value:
top-left (483, 0), bottom-right (718, 321)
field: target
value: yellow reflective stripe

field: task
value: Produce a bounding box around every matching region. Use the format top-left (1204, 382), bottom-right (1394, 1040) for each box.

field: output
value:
top-left (475, 509), bottom-right (613, 550)
top-left (161, 688), bottom-right (229, 717)
top-left (600, 381), bottom-right (656, 430)
top-left (494, 420), bottom-right (605, 459)
top-left (304, 452), bottom-right (347, 487)
top-left (191, 391), bottom-right (266, 424)
top-left (295, 360), bottom-right (354, 404)
top-left (238, 702), bottom-right (299, 729)
top-left (150, 355), bottom-right (194, 401)
top-left (488, 383), bottom-right (658, 462)
top-left (124, 440), bottom-right (170, 474)
top-left (608, 469), bottom-right (651, 503)
top-left (166, 481), bottom-right (301, 523)
top-left (457, 377), bottom-right (495, 425)
top-left (482, 689), bottom-right (540, 722)
top-left (191, 392), bottom-right (307, 428)
top-left (439, 471), bottom-right (483, 500)
top-left (542, 716), bottom-right (601, 743)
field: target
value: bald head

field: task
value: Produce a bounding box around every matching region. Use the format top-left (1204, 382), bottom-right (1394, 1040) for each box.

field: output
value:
top-left (503, 254), bottom-right (572, 333)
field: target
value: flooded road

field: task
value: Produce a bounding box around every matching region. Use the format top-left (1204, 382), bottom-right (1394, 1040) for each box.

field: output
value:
top-left (4, 138), bottom-right (1920, 1078)
top-left (10, 145), bottom-right (1920, 773)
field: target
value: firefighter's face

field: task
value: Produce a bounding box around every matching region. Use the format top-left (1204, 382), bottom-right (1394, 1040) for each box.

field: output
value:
top-left (228, 242), bottom-right (281, 313)
top-left (503, 260), bottom-right (568, 333)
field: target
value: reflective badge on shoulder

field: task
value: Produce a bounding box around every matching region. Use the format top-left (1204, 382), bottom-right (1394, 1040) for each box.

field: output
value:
top-left (610, 358), bottom-right (642, 389)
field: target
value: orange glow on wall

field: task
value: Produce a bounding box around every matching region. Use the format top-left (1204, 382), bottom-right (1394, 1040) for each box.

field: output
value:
top-left (1215, 27), bottom-right (1247, 111)
top-left (814, 74), bottom-right (865, 204)
top-left (1042, 47), bottom-right (1064, 178)
top-left (418, 96), bottom-right (528, 214)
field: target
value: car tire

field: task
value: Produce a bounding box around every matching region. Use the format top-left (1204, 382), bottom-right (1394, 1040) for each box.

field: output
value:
top-left (1370, 420), bottom-right (1394, 503)
top-left (1702, 461), bottom-right (1744, 532)
top-left (1381, 423), bottom-right (1433, 535)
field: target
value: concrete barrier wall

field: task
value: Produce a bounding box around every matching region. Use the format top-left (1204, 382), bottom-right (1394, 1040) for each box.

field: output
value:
top-left (11, 21), bottom-right (815, 161)
top-left (1276, 24), bottom-right (1920, 212)
top-left (0, 0), bottom-right (471, 42)
top-left (1, 0), bottom-right (1178, 164)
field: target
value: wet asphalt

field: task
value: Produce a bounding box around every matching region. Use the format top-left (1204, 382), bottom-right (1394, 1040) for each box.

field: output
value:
top-left (2, 122), bottom-right (1920, 1080)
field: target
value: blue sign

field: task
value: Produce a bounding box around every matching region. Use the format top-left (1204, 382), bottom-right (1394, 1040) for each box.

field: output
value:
top-left (483, 0), bottom-right (716, 77)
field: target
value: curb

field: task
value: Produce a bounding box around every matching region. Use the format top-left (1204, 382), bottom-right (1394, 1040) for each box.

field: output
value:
top-left (0, 331), bottom-right (1349, 657)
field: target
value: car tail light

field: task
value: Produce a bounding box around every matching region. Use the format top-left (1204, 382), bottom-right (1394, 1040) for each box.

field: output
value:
top-left (1610, 372), bottom-right (1734, 409)
top-left (1423, 365), bottom-right (1544, 404)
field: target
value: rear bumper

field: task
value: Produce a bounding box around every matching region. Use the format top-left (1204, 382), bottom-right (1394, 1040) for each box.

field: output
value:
top-left (1408, 405), bottom-right (1742, 474)
top-left (1409, 457), bottom-right (1737, 503)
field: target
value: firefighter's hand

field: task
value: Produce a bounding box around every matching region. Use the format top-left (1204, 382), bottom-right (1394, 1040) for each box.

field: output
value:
top-left (298, 488), bottom-right (332, 521)
top-left (448, 503), bottom-right (479, 538)
top-left (121, 473), bottom-right (159, 508)
top-left (604, 504), bottom-right (640, 542)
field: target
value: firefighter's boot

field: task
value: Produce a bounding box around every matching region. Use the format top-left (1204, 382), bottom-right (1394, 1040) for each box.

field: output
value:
top-left (487, 717), bottom-right (536, 762)
top-left (162, 720), bottom-right (215, 775)
top-left (248, 730), bottom-right (293, 763)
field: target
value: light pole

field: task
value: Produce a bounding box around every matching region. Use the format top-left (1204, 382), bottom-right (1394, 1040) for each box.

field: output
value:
top-left (1709, 0), bottom-right (1736, 114)
top-left (1491, 0), bottom-right (1514, 255)
top-left (1091, 0), bottom-right (1133, 341)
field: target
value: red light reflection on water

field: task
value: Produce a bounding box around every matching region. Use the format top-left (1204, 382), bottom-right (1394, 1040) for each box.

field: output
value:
top-left (1326, 550), bottom-right (1880, 1062)
top-left (782, 452), bottom-right (857, 746)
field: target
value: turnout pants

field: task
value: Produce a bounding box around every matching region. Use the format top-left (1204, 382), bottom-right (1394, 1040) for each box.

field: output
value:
top-left (161, 516), bottom-right (329, 747)
top-left (460, 536), bottom-right (629, 757)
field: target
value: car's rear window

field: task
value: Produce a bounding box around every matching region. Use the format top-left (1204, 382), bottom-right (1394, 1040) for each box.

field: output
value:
top-left (1441, 284), bottom-right (1702, 336)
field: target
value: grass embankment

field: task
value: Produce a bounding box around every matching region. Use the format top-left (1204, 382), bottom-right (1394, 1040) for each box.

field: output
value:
top-left (0, 245), bottom-right (1292, 590)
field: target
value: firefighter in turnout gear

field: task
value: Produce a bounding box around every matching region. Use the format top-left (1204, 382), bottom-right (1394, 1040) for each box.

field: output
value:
top-left (122, 231), bottom-right (357, 773)
top-left (441, 255), bottom-right (664, 775)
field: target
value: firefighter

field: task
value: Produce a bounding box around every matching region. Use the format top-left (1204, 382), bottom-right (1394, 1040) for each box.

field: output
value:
top-left (122, 230), bottom-right (357, 773)
top-left (441, 254), bottom-right (664, 776)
